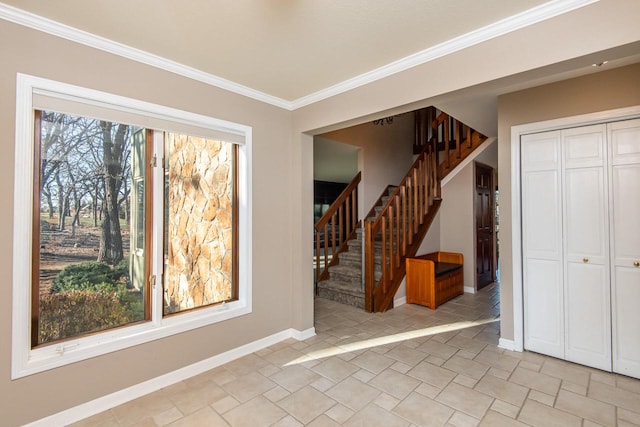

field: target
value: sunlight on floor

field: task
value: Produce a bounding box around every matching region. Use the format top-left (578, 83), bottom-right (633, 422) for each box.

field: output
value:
top-left (285, 317), bottom-right (500, 366)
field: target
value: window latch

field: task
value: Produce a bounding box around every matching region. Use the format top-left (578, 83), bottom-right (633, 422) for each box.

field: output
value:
top-left (149, 275), bottom-right (157, 288)
top-left (151, 154), bottom-right (158, 168)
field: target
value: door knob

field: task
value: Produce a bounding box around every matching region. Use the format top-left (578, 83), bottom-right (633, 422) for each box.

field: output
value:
top-left (583, 258), bottom-right (589, 263)
top-left (634, 261), bottom-right (640, 268)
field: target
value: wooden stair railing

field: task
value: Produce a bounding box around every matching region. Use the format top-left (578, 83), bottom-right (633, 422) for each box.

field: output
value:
top-left (364, 112), bottom-right (486, 312)
top-left (432, 112), bottom-right (486, 178)
top-left (364, 143), bottom-right (439, 312)
top-left (314, 172), bottom-right (361, 284)
top-left (413, 106), bottom-right (437, 154)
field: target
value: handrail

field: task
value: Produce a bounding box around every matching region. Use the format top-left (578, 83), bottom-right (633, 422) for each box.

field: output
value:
top-left (314, 172), bottom-right (361, 283)
top-left (364, 112), bottom-right (486, 312)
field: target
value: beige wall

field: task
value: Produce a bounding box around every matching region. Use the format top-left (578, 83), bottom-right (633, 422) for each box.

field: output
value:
top-left (1, 20), bottom-right (295, 426)
top-left (319, 113), bottom-right (416, 216)
top-left (497, 62), bottom-right (640, 341)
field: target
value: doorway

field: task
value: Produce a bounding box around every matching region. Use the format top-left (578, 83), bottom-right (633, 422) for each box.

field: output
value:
top-left (475, 162), bottom-right (495, 290)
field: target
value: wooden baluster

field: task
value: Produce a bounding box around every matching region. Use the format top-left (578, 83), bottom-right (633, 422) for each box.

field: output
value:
top-left (467, 125), bottom-right (472, 148)
top-left (456, 120), bottom-right (462, 160)
top-left (445, 115), bottom-right (451, 170)
top-left (412, 168), bottom-right (419, 231)
top-left (364, 221), bottom-right (373, 312)
top-left (420, 159), bottom-right (424, 221)
top-left (381, 218), bottom-right (387, 294)
top-left (339, 200), bottom-right (343, 249)
top-left (351, 191), bottom-right (356, 231)
top-left (395, 195), bottom-right (401, 263)
top-left (401, 186), bottom-right (407, 256)
top-left (388, 205), bottom-right (394, 280)
top-left (323, 223), bottom-right (329, 275)
top-left (407, 177), bottom-right (413, 244)
top-left (315, 230), bottom-right (321, 282)
top-left (345, 197), bottom-right (350, 237)
top-left (422, 154), bottom-right (428, 214)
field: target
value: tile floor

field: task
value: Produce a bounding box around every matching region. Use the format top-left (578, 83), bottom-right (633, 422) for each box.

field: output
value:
top-left (73, 283), bottom-right (640, 426)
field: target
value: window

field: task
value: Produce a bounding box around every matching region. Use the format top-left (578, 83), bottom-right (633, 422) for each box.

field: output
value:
top-left (13, 74), bottom-right (252, 378)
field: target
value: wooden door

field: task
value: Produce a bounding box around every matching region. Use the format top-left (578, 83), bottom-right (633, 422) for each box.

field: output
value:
top-left (521, 131), bottom-right (565, 359)
top-left (609, 119), bottom-right (640, 379)
top-left (475, 162), bottom-right (494, 289)
top-left (562, 125), bottom-right (611, 371)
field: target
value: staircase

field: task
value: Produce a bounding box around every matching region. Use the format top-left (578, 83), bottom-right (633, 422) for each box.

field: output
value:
top-left (316, 186), bottom-right (396, 308)
top-left (315, 107), bottom-right (487, 312)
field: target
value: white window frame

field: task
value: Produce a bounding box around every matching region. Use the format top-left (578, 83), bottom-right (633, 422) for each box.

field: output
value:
top-left (12, 73), bottom-right (253, 379)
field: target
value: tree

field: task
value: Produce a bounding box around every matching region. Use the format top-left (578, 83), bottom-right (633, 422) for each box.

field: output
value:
top-left (97, 121), bottom-right (130, 265)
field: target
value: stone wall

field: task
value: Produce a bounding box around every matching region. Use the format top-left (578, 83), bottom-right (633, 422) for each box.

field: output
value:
top-left (164, 134), bottom-right (234, 314)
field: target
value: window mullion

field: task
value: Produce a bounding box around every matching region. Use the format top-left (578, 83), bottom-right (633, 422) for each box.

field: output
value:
top-left (151, 130), bottom-right (165, 325)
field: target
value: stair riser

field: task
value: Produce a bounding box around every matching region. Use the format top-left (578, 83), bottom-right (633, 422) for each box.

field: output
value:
top-left (329, 272), bottom-right (362, 286)
top-left (317, 287), bottom-right (365, 309)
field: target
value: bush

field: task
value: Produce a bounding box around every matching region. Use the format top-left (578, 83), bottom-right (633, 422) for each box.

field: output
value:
top-left (51, 261), bottom-right (128, 293)
top-left (39, 288), bottom-right (135, 344)
top-left (41, 261), bottom-right (144, 344)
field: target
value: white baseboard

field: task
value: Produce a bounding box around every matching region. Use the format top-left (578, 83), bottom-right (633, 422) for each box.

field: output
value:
top-left (25, 327), bottom-right (315, 427)
top-left (394, 296), bottom-right (407, 307)
top-left (464, 286), bottom-right (475, 294)
top-left (291, 327), bottom-right (316, 341)
top-left (498, 338), bottom-right (518, 352)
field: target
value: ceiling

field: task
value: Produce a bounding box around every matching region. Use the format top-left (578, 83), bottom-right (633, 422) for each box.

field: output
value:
top-left (1, 0), bottom-right (569, 102)
top-left (2, 0), bottom-right (639, 136)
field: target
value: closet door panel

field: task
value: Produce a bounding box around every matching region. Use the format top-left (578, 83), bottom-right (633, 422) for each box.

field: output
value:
top-left (609, 119), bottom-right (640, 379)
top-left (613, 267), bottom-right (640, 378)
top-left (563, 168), bottom-right (608, 265)
top-left (524, 258), bottom-right (564, 358)
top-left (565, 262), bottom-right (611, 370)
top-left (521, 131), bottom-right (564, 358)
top-left (562, 125), bottom-right (611, 370)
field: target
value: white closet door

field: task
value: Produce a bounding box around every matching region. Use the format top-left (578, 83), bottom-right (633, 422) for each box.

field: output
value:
top-left (609, 119), bottom-right (640, 379)
top-left (521, 131), bottom-right (564, 358)
top-left (562, 124), bottom-right (611, 371)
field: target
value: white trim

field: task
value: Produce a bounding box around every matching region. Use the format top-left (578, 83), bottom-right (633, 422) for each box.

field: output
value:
top-left (12, 73), bottom-right (254, 378)
top-left (464, 286), bottom-right (476, 294)
top-left (290, 0), bottom-right (599, 108)
top-left (510, 105), bottom-right (640, 354)
top-left (291, 327), bottom-right (316, 341)
top-left (0, 0), bottom-right (598, 110)
top-left (441, 137), bottom-right (497, 187)
top-left (394, 296), bottom-right (407, 307)
top-left (498, 338), bottom-right (517, 352)
top-left (23, 327), bottom-right (312, 427)
top-left (0, 3), bottom-right (290, 110)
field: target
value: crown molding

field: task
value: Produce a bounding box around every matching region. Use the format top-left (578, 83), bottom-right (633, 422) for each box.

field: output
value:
top-left (1, 0), bottom-right (598, 111)
top-left (290, 0), bottom-right (599, 109)
top-left (0, 2), bottom-right (292, 110)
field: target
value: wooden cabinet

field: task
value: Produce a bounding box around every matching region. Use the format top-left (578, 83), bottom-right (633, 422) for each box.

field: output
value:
top-left (406, 251), bottom-right (464, 309)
